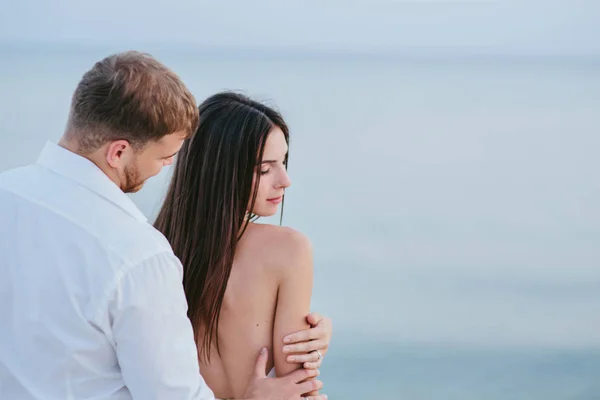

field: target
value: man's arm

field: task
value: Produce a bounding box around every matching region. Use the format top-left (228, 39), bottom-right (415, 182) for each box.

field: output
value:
top-left (107, 252), bottom-right (214, 400)
top-left (242, 348), bottom-right (326, 400)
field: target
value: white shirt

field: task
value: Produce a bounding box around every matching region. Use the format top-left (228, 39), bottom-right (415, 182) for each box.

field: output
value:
top-left (0, 142), bottom-right (215, 400)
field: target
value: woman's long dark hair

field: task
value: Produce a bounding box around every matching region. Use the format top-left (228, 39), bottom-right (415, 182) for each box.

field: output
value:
top-left (154, 91), bottom-right (289, 361)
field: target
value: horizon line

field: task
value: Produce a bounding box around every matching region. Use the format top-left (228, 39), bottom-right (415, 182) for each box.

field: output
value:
top-left (2, 39), bottom-right (600, 60)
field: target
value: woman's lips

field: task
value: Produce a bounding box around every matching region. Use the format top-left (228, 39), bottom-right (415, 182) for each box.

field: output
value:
top-left (267, 196), bottom-right (283, 204)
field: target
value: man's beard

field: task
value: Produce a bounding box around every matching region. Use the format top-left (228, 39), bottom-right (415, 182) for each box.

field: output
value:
top-left (121, 163), bottom-right (145, 193)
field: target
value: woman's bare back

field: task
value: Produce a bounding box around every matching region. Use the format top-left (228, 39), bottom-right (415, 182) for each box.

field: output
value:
top-left (198, 223), bottom-right (313, 399)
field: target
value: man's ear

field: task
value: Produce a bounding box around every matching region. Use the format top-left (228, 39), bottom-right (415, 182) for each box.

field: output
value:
top-left (105, 140), bottom-right (132, 169)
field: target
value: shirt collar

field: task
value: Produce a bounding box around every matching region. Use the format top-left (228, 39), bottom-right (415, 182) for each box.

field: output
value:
top-left (36, 141), bottom-right (148, 223)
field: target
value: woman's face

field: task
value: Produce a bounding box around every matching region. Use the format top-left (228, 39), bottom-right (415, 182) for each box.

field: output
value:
top-left (250, 126), bottom-right (291, 217)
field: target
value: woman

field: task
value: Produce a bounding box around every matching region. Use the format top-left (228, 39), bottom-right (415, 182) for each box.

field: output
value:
top-left (155, 92), bottom-right (327, 399)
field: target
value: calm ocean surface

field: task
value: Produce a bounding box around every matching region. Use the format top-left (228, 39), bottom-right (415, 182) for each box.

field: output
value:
top-left (1, 44), bottom-right (599, 398)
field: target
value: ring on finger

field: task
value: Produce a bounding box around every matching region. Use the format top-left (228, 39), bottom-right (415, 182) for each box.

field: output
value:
top-left (315, 350), bottom-right (323, 360)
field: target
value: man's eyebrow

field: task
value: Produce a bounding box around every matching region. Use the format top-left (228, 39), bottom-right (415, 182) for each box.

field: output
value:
top-left (163, 151), bottom-right (179, 159)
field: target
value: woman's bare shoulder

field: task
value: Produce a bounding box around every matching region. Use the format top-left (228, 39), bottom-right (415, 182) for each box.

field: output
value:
top-left (243, 223), bottom-right (312, 269)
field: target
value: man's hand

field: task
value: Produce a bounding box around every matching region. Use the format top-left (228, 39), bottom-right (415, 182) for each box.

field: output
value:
top-left (243, 347), bottom-right (327, 400)
top-left (282, 312), bottom-right (332, 370)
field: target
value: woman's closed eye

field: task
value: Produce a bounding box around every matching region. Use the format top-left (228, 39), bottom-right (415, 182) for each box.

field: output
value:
top-left (259, 157), bottom-right (287, 175)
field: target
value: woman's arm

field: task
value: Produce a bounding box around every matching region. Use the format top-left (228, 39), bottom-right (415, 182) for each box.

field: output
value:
top-left (272, 229), bottom-right (316, 394)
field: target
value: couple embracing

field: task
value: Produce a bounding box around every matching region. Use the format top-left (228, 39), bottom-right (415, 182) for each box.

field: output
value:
top-left (0, 51), bottom-right (332, 400)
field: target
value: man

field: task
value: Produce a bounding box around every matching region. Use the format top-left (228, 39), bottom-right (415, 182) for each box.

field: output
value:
top-left (0, 51), bottom-right (331, 400)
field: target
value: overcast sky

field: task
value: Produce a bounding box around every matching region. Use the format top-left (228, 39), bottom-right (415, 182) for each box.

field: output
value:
top-left (1, 0), bottom-right (599, 55)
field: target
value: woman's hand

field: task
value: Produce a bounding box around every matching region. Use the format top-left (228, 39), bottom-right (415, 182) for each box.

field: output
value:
top-left (282, 312), bottom-right (332, 369)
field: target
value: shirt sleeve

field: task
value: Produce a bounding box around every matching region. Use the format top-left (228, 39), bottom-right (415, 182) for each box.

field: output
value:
top-left (108, 251), bottom-right (215, 400)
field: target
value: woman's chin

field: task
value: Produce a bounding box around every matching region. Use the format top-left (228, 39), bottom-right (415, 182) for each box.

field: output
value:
top-left (253, 207), bottom-right (278, 218)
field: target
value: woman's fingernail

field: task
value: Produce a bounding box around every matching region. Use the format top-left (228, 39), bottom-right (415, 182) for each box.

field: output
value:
top-left (284, 337), bottom-right (291, 343)
top-left (283, 346), bottom-right (290, 353)
top-left (288, 356), bottom-right (295, 362)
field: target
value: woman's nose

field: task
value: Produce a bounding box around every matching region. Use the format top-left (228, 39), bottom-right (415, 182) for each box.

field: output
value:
top-left (278, 169), bottom-right (291, 189)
